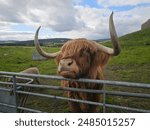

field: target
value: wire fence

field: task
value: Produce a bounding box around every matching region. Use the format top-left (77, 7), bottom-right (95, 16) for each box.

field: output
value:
top-left (0, 71), bottom-right (150, 113)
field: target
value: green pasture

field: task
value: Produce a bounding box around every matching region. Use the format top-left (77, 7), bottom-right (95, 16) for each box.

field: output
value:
top-left (0, 28), bottom-right (150, 112)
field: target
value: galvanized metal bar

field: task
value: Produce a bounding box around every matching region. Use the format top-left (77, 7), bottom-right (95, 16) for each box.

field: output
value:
top-left (106, 91), bottom-right (150, 98)
top-left (17, 106), bottom-right (43, 113)
top-left (16, 90), bottom-right (150, 113)
top-left (3, 81), bottom-right (149, 99)
top-left (0, 75), bottom-right (33, 81)
top-left (16, 90), bottom-right (104, 107)
top-left (0, 71), bottom-right (150, 88)
top-left (16, 83), bottom-right (150, 99)
top-left (0, 102), bottom-right (16, 108)
top-left (17, 83), bottom-right (104, 94)
top-left (0, 71), bottom-right (150, 113)
top-left (105, 104), bottom-right (150, 113)
top-left (0, 81), bottom-right (30, 91)
top-left (0, 81), bottom-right (13, 85)
top-left (0, 87), bottom-right (11, 92)
top-left (0, 77), bottom-right (33, 86)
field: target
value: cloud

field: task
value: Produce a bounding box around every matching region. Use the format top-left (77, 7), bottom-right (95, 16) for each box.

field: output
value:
top-left (0, 30), bottom-right (34, 41)
top-left (0, 0), bottom-right (150, 40)
top-left (0, 0), bottom-right (84, 32)
top-left (97, 0), bottom-right (150, 7)
top-left (0, 0), bottom-right (29, 23)
top-left (74, 6), bottom-right (111, 39)
top-left (50, 5), bottom-right (150, 39)
top-left (26, 0), bottom-right (84, 32)
top-left (0, 0), bottom-right (86, 40)
top-left (47, 6), bottom-right (111, 39)
top-left (114, 6), bottom-right (150, 36)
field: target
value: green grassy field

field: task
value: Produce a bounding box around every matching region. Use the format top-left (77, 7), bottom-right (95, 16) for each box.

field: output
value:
top-left (105, 28), bottom-right (150, 83)
top-left (0, 28), bottom-right (150, 112)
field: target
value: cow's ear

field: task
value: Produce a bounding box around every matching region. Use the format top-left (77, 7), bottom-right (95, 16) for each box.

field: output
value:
top-left (92, 51), bottom-right (110, 69)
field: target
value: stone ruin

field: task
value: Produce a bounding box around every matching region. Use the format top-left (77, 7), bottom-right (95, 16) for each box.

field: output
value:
top-left (141, 19), bottom-right (150, 30)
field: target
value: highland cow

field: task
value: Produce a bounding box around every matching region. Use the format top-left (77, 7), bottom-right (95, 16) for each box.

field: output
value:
top-left (34, 12), bottom-right (121, 112)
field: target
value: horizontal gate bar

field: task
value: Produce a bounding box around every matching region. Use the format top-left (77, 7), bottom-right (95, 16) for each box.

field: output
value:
top-left (0, 102), bottom-right (42, 113)
top-left (1, 80), bottom-right (150, 99)
top-left (106, 91), bottom-right (150, 98)
top-left (1, 81), bottom-right (150, 99)
top-left (0, 102), bottom-right (16, 108)
top-left (17, 83), bottom-right (104, 94)
top-left (16, 83), bottom-right (150, 99)
top-left (0, 75), bottom-right (33, 81)
top-left (17, 106), bottom-right (43, 113)
top-left (16, 90), bottom-right (104, 106)
top-left (0, 81), bottom-right (12, 85)
top-left (0, 71), bottom-right (150, 113)
top-left (16, 90), bottom-right (150, 113)
top-left (0, 71), bottom-right (150, 88)
top-left (0, 87), bottom-right (11, 92)
top-left (105, 104), bottom-right (150, 113)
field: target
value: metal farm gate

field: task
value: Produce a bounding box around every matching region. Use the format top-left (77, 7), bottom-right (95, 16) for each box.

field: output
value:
top-left (0, 71), bottom-right (150, 113)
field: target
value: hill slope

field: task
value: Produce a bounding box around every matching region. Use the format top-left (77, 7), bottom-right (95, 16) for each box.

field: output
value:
top-left (0, 38), bottom-right (71, 46)
top-left (105, 28), bottom-right (150, 83)
top-left (120, 28), bottom-right (150, 46)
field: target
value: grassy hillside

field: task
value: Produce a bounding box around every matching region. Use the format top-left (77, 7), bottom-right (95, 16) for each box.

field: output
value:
top-left (120, 28), bottom-right (150, 46)
top-left (105, 28), bottom-right (150, 83)
top-left (0, 28), bottom-right (150, 112)
top-left (103, 28), bottom-right (150, 112)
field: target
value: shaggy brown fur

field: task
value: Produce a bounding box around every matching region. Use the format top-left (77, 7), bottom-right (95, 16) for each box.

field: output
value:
top-left (56, 39), bottom-right (110, 112)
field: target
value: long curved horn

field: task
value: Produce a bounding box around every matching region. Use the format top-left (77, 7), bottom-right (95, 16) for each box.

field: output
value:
top-left (34, 26), bottom-right (61, 59)
top-left (96, 12), bottom-right (121, 56)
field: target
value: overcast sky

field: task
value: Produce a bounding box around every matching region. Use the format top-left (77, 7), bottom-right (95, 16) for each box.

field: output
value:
top-left (0, 0), bottom-right (150, 41)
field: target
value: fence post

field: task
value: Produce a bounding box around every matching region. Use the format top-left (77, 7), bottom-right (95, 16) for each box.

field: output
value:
top-left (103, 85), bottom-right (106, 113)
top-left (12, 75), bottom-right (18, 112)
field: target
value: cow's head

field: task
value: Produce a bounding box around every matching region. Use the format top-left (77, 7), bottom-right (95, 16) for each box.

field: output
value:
top-left (34, 12), bottom-right (121, 79)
